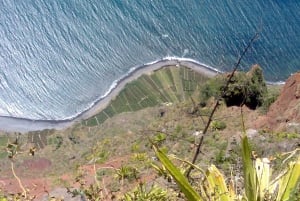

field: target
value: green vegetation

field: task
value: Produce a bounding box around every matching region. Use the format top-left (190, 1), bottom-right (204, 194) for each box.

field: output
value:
top-left (153, 145), bottom-right (202, 201)
top-left (153, 136), bottom-right (300, 201)
top-left (211, 120), bottom-right (227, 131)
top-left (0, 136), bottom-right (7, 147)
top-left (115, 165), bottom-right (139, 183)
top-left (27, 129), bottom-right (55, 149)
top-left (0, 136), bottom-right (8, 159)
top-left (86, 139), bottom-right (111, 164)
top-left (84, 66), bottom-right (209, 127)
top-left (151, 133), bottom-right (167, 145)
top-left (122, 183), bottom-right (168, 201)
top-left (260, 84), bottom-right (281, 114)
top-left (0, 64), bottom-right (299, 201)
top-left (200, 65), bottom-right (268, 109)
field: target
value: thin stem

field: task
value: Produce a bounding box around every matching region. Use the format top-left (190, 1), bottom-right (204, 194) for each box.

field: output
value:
top-left (92, 148), bottom-right (101, 189)
top-left (11, 161), bottom-right (27, 198)
top-left (240, 106), bottom-right (246, 134)
top-left (185, 33), bottom-right (259, 178)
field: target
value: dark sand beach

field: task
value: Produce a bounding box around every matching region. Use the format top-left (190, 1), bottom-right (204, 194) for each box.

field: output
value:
top-left (0, 58), bottom-right (219, 133)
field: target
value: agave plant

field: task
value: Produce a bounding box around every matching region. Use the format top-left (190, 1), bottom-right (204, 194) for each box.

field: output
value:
top-left (153, 136), bottom-right (300, 201)
top-left (122, 183), bottom-right (168, 201)
top-left (241, 136), bottom-right (300, 201)
top-left (255, 156), bottom-right (300, 201)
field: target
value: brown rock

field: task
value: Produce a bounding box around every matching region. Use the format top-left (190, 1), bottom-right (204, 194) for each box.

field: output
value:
top-left (256, 72), bottom-right (300, 131)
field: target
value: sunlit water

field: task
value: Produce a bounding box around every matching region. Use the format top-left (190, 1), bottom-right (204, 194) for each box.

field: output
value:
top-left (0, 0), bottom-right (299, 120)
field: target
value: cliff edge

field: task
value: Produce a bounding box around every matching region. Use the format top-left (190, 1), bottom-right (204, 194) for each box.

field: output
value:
top-left (255, 71), bottom-right (300, 131)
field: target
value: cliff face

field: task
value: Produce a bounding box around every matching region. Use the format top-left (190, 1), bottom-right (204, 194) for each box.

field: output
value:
top-left (256, 72), bottom-right (300, 131)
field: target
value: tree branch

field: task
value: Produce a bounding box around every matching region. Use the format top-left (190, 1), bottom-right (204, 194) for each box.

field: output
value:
top-left (185, 32), bottom-right (259, 178)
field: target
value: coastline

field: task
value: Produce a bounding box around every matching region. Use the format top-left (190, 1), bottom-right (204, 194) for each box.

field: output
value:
top-left (0, 58), bottom-right (220, 133)
top-left (79, 58), bottom-right (220, 120)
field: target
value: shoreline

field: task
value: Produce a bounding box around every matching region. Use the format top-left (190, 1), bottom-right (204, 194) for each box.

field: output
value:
top-left (0, 58), bottom-right (220, 133)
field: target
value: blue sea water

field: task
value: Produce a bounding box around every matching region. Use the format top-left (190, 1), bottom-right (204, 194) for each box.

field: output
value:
top-left (0, 0), bottom-right (299, 120)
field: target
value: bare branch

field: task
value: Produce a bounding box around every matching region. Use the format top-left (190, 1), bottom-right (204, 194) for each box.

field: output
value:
top-left (185, 32), bottom-right (259, 178)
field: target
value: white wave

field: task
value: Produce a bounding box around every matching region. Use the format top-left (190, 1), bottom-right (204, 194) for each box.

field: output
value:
top-left (266, 81), bottom-right (285, 85)
top-left (54, 57), bottom-right (221, 121)
top-left (162, 56), bottom-right (223, 73)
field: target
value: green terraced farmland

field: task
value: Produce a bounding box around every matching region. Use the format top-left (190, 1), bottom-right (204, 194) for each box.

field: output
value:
top-left (83, 66), bottom-right (210, 127)
top-left (27, 129), bottom-right (55, 149)
top-left (0, 136), bottom-right (7, 147)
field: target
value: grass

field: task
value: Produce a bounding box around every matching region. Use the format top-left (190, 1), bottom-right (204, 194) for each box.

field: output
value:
top-left (1, 65), bottom-right (299, 200)
top-left (0, 151), bottom-right (7, 159)
top-left (0, 136), bottom-right (8, 159)
top-left (0, 136), bottom-right (7, 147)
top-left (26, 129), bottom-right (56, 149)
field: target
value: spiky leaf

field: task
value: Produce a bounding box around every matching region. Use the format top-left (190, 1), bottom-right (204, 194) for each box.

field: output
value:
top-left (153, 145), bottom-right (202, 201)
top-left (276, 158), bottom-right (300, 201)
top-left (206, 165), bottom-right (232, 201)
top-left (241, 136), bottom-right (258, 200)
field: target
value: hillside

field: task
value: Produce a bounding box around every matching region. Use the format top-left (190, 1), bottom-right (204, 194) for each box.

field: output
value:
top-left (0, 66), bottom-right (299, 200)
top-left (83, 66), bottom-right (209, 127)
top-left (0, 65), bottom-right (211, 199)
top-left (255, 71), bottom-right (300, 132)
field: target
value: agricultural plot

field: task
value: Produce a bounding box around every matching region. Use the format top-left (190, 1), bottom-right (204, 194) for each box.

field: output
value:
top-left (84, 116), bottom-right (98, 127)
top-left (27, 129), bottom-right (55, 149)
top-left (155, 69), bottom-right (178, 102)
top-left (83, 66), bottom-right (210, 127)
top-left (0, 136), bottom-right (8, 159)
top-left (170, 67), bottom-right (185, 100)
top-left (180, 67), bottom-right (208, 97)
top-left (0, 136), bottom-right (7, 147)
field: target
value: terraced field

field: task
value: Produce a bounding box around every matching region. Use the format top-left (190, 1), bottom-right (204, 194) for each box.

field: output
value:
top-left (27, 129), bottom-right (55, 149)
top-left (0, 136), bottom-right (8, 159)
top-left (83, 66), bottom-right (210, 127)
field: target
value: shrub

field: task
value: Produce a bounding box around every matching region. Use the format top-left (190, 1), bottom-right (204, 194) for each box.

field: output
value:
top-left (115, 165), bottom-right (139, 183)
top-left (200, 65), bottom-right (268, 109)
top-left (152, 133), bottom-right (167, 145)
top-left (211, 120), bottom-right (227, 131)
top-left (122, 183), bottom-right (168, 201)
top-left (260, 86), bottom-right (280, 114)
top-left (199, 75), bottom-right (226, 104)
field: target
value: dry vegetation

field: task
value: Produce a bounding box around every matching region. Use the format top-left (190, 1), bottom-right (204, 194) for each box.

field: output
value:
top-left (0, 66), bottom-right (299, 200)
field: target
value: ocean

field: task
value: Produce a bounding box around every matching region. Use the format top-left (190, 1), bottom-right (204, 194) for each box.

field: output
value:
top-left (0, 0), bottom-right (299, 121)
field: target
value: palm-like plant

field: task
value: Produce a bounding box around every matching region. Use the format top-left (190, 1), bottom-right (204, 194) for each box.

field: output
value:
top-left (153, 136), bottom-right (300, 201)
top-left (122, 183), bottom-right (168, 201)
